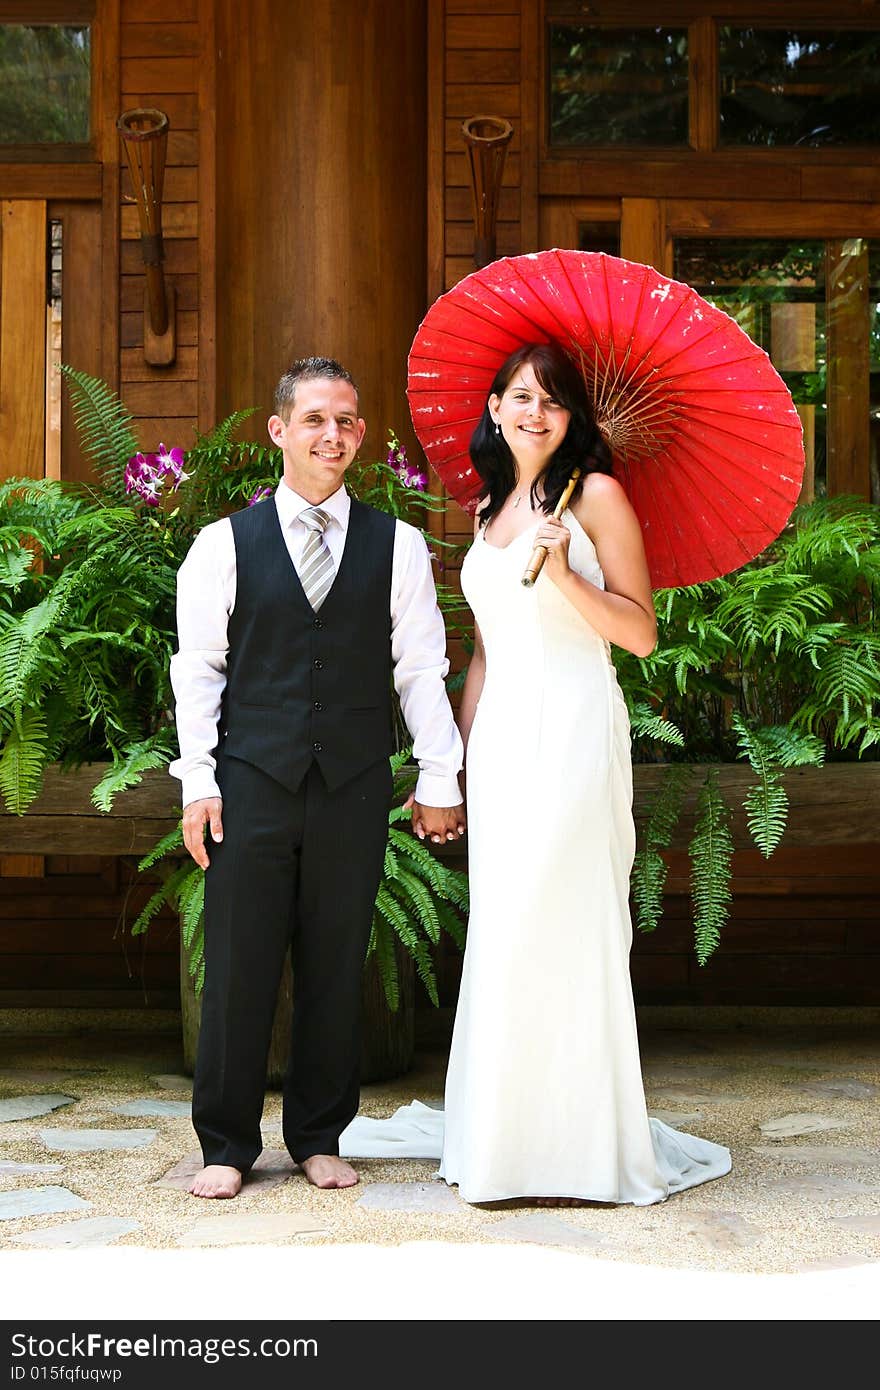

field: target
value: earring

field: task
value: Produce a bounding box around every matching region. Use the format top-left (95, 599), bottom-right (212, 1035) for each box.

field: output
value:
top-left (494, 422), bottom-right (500, 435)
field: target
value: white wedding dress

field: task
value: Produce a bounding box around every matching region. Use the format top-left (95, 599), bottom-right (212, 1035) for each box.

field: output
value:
top-left (341, 511), bottom-right (730, 1204)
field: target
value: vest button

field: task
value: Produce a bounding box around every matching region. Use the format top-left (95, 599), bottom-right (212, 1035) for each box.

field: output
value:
top-left (313, 617), bottom-right (323, 629)
top-left (313, 659), bottom-right (323, 669)
top-left (312, 741), bottom-right (323, 753)
top-left (313, 701), bottom-right (324, 712)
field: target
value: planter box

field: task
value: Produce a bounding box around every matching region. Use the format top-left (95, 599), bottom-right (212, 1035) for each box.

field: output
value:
top-left (0, 766), bottom-right (416, 1077)
top-left (431, 762), bottom-right (880, 1007)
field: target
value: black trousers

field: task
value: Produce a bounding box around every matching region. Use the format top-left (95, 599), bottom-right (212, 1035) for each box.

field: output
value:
top-left (191, 754), bottom-right (392, 1172)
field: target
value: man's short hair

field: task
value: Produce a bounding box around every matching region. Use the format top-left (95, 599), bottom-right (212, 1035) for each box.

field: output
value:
top-left (274, 357), bottom-right (358, 420)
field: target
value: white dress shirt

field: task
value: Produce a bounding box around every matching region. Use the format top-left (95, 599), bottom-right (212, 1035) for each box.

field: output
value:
top-left (169, 479), bottom-right (464, 809)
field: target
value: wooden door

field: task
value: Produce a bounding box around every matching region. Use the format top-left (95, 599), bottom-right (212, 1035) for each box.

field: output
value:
top-left (0, 200), bottom-right (47, 482)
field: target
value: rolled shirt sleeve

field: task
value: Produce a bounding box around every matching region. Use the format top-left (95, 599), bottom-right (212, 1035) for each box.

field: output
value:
top-left (390, 521), bottom-right (464, 807)
top-left (168, 519), bottom-right (235, 808)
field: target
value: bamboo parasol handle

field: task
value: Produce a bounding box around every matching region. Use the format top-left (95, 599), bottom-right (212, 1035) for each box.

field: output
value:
top-left (521, 468), bottom-right (582, 587)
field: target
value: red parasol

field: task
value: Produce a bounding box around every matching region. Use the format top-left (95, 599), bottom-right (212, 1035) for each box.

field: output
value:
top-left (406, 249), bottom-right (805, 589)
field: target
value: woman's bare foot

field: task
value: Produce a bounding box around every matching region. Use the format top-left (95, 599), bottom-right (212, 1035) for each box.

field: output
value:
top-left (300, 1154), bottom-right (359, 1189)
top-left (188, 1165), bottom-right (242, 1199)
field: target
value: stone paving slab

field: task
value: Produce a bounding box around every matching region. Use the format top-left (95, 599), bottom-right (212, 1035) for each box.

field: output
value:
top-left (0, 1095), bottom-right (77, 1123)
top-left (752, 1145), bottom-right (880, 1166)
top-left (155, 1148), bottom-right (296, 1193)
top-left (648, 1110), bottom-right (705, 1128)
top-left (645, 1086), bottom-right (747, 1106)
top-left (766, 1174), bottom-right (880, 1198)
top-left (356, 1181), bottom-right (463, 1213)
top-left (788, 1079), bottom-right (880, 1101)
top-left (0, 1187), bottom-right (90, 1221)
top-left (37, 1129), bottom-right (157, 1152)
top-left (0, 1070), bottom-right (93, 1087)
top-left (828, 1214), bottom-right (880, 1235)
top-left (489, 1212), bottom-right (606, 1249)
top-left (793, 1255), bottom-right (877, 1272)
top-left (150, 1075), bottom-right (192, 1093)
top-left (176, 1212), bottom-right (327, 1247)
top-left (0, 1161), bottom-right (63, 1175)
top-left (111, 1100), bottom-right (191, 1118)
top-left (759, 1113), bottom-right (848, 1139)
top-left (680, 1211), bottom-right (764, 1250)
top-left (9, 1217), bottom-right (139, 1248)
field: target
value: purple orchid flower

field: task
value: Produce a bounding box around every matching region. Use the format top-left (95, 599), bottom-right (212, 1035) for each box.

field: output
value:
top-left (124, 452), bottom-right (162, 506)
top-left (247, 486), bottom-right (274, 507)
top-left (155, 442), bottom-right (189, 488)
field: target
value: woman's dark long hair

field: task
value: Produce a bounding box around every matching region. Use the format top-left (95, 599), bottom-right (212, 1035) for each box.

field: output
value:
top-left (470, 342), bottom-right (612, 527)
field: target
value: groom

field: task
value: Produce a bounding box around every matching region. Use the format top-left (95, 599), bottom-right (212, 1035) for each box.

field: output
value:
top-left (170, 356), bottom-right (465, 1198)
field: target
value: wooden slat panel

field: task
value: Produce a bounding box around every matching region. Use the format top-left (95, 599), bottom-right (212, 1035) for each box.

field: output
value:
top-left (166, 129), bottom-right (199, 165)
top-left (122, 379), bottom-right (198, 415)
top-left (0, 857), bottom-right (44, 879)
top-left (121, 237), bottom-right (197, 275)
top-left (0, 166), bottom-right (101, 200)
top-left (129, 417), bottom-right (198, 450)
top-left (121, 203), bottom-right (197, 238)
top-left (197, 0), bottom-right (216, 434)
top-left (0, 200), bottom-right (46, 480)
top-left (632, 765), bottom-right (880, 849)
top-left (446, 83), bottom-right (519, 116)
top-left (120, 57), bottom-right (198, 93)
top-left (518, 0), bottom-right (539, 253)
top-left (121, 273), bottom-right (197, 311)
top-left (447, 48), bottom-right (520, 83)
top-left (447, 185), bottom-right (519, 220)
top-left (51, 201), bottom-right (103, 484)
top-left (120, 93), bottom-right (198, 128)
top-left (0, 818), bottom-right (181, 856)
top-left (801, 167), bottom-right (880, 203)
top-left (0, 988), bottom-right (180, 1007)
top-left (667, 200), bottom-right (880, 237)
top-left (121, 166), bottom-right (197, 202)
top-left (541, 161), bottom-right (802, 200)
top-left (121, 0), bottom-right (197, 17)
top-left (620, 197), bottom-right (665, 272)
top-left (446, 220), bottom-right (520, 256)
top-left (446, 13), bottom-right (521, 47)
top-left (121, 345), bottom-right (198, 381)
top-left (447, 0), bottom-right (519, 10)
top-left (0, 954), bottom-right (180, 988)
top-left (445, 151), bottom-right (521, 186)
top-left (121, 308), bottom-right (198, 347)
top-left (0, 919), bottom-right (178, 954)
top-left (826, 238), bottom-right (871, 498)
top-left (121, 22), bottom-right (199, 57)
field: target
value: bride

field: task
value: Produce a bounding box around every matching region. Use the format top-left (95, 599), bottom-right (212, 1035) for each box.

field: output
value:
top-left (346, 341), bottom-right (730, 1205)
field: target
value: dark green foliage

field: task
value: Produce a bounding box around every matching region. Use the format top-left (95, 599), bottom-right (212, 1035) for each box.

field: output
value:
top-left (618, 496), bottom-right (878, 959)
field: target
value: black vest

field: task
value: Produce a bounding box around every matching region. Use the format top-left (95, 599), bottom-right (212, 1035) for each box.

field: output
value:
top-left (219, 495), bottom-right (395, 794)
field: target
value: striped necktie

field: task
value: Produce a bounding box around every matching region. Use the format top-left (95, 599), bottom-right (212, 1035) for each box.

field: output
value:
top-left (298, 506), bottom-right (335, 611)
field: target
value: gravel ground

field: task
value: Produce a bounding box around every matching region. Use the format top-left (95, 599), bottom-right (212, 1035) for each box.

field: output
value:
top-left (1, 1006), bottom-right (879, 1287)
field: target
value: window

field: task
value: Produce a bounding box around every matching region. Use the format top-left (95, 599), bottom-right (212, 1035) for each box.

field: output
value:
top-left (548, 24), bottom-right (688, 148)
top-left (719, 28), bottom-right (880, 147)
top-left (0, 23), bottom-right (91, 146)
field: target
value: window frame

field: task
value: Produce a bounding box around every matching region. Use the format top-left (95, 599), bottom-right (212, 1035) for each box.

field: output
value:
top-left (0, 1), bottom-right (97, 164)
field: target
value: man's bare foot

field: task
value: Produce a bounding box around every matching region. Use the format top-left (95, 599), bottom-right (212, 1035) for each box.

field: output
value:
top-left (188, 1164), bottom-right (242, 1199)
top-left (535, 1196), bottom-right (588, 1207)
top-left (300, 1154), bottom-right (359, 1189)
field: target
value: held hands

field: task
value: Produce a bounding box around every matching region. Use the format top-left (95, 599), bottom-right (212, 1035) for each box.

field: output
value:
top-left (404, 793), bottom-right (466, 844)
top-left (533, 515), bottom-right (572, 580)
top-left (182, 797), bottom-right (224, 869)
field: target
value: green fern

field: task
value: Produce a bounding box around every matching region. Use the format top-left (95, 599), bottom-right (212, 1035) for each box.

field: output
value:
top-left (689, 769), bottom-right (734, 965)
top-left (628, 701), bottom-right (684, 748)
top-left (90, 734), bottom-right (178, 812)
top-left (632, 764), bottom-right (691, 933)
top-left (59, 364), bottom-right (139, 491)
top-left (0, 707), bottom-right (49, 814)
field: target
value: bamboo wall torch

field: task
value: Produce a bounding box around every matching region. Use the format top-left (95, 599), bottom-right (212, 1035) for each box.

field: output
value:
top-left (521, 468), bottom-right (582, 587)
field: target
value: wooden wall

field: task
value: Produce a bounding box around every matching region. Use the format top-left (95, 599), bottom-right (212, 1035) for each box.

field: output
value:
top-left (116, 0), bottom-right (214, 451)
top-left (213, 0), bottom-right (428, 464)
